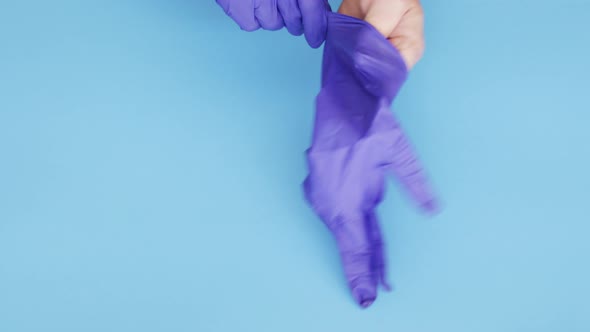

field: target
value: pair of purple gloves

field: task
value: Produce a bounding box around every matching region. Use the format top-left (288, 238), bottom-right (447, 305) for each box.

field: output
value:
top-left (217, 1), bottom-right (438, 308)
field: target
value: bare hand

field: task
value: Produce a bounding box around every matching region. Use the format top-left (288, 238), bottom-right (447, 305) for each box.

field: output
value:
top-left (338, 0), bottom-right (425, 70)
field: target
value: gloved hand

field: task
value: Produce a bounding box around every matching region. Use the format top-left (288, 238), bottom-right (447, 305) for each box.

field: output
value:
top-left (303, 13), bottom-right (438, 308)
top-left (215, 0), bottom-right (331, 48)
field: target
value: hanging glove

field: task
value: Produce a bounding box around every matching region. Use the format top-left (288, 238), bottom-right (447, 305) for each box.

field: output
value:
top-left (303, 13), bottom-right (438, 308)
top-left (215, 0), bottom-right (331, 48)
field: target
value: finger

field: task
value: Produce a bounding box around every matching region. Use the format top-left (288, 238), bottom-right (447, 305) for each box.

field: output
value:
top-left (384, 117), bottom-right (439, 213)
top-left (298, 0), bottom-right (330, 48)
top-left (255, 0), bottom-right (285, 30)
top-left (363, 0), bottom-right (408, 37)
top-left (329, 213), bottom-right (378, 308)
top-left (366, 210), bottom-right (391, 291)
top-left (222, 0), bottom-right (261, 31)
top-left (278, 0), bottom-right (304, 36)
top-left (388, 5), bottom-right (425, 69)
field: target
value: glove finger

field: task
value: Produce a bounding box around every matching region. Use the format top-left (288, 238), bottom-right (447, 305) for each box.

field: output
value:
top-left (329, 213), bottom-right (378, 308)
top-left (255, 0), bottom-right (284, 30)
top-left (277, 0), bottom-right (303, 36)
top-left (384, 118), bottom-right (439, 213)
top-left (298, 0), bottom-right (330, 48)
top-left (223, 0), bottom-right (261, 32)
top-left (366, 210), bottom-right (391, 291)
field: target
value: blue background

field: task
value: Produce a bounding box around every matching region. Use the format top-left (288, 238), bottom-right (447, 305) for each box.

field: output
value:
top-left (1, 0), bottom-right (589, 331)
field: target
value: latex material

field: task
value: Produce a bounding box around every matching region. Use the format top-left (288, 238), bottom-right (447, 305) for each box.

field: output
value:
top-left (215, 0), bottom-right (331, 48)
top-left (303, 13), bottom-right (438, 308)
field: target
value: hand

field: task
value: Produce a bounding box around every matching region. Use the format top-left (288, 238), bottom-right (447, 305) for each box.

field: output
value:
top-left (216, 0), bottom-right (331, 48)
top-left (304, 12), bottom-right (437, 308)
top-left (338, 0), bottom-right (425, 69)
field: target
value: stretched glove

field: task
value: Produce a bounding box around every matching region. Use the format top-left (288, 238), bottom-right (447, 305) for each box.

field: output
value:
top-left (215, 0), bottom-right (331, 48)
top-left (303, 13), bottom-right (438, 308)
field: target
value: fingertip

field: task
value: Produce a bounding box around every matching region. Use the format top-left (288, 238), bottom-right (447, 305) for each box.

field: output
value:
top-left (258, 19), bottom-right (284, 31)
top-left (305, 34), bottom-right (324, 48)
top-left (421, 198), bottom-right (442, 216)
top-left (284, 19), bottom-right (304, 36)
top-left (255, 5), bottom-right (284, 31)
top-left (239, 21), bottom-right (261, 32)
top-left (304, 20), bottom-right (327, 48)
top-left (352, 287), bottom-right (376, 309)
top-left (279, 0), bottom-right (304, 36)
top-left (304, 16), bottom-right (327, 48)
top-left (299, 0), bottom-right (329, 48)
top-left (286, 25), bottom-right (304, 37)
top-left (382, 282), bottom-right (392, 292)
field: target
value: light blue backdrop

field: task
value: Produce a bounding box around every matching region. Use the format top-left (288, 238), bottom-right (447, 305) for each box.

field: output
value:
top-left (1, 1), bottom-right (589, 331)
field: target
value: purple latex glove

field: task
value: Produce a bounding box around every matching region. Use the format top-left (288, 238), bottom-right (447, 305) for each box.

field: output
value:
top-left (303, 13), bottom-right (438, 308)
top-left (215, 0), bottom-right (331, 48)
